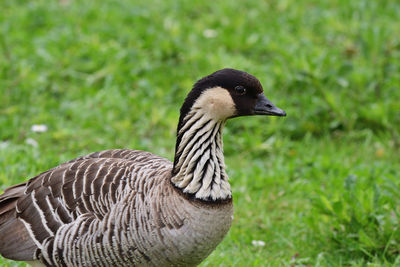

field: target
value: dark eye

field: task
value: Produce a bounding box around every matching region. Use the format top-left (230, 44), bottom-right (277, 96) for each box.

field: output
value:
top-left (234, 85), bottom-right (246, 95)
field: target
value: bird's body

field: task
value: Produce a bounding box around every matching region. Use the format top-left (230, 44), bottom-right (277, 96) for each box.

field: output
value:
top-left (0, 69), bottom-right (285, 266)
top-left (1, 150), bottom-right (232, 266)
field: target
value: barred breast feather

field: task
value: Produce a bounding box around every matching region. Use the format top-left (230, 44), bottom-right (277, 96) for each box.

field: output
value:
top-left (0, 149), bottom-right (233, 266)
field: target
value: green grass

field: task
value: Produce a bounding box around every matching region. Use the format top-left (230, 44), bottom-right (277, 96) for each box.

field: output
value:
top-left (1, 0), bottom-right (400, 266)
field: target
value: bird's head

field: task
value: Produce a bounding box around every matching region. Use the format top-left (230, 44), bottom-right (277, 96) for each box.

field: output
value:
top-left (178, 68), bottom-right (286, 128)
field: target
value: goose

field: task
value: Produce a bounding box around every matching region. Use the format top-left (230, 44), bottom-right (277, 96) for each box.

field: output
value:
top-left (0, 68), bottom-right (286, 267)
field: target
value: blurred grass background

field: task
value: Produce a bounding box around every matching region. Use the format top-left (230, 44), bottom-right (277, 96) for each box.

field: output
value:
top-left (1, 0), bottom-right (400, 266)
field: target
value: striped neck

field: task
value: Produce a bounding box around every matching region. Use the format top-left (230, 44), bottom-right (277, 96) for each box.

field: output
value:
top-left (171, 109), bottom-right (231, 201)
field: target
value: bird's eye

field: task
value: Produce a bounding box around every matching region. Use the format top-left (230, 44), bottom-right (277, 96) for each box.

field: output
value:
top-left (234, 86), bottom-right (246, 95)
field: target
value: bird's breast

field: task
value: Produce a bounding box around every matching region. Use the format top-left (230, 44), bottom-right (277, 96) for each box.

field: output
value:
top-left (128, 180), bottom-right (234, 266)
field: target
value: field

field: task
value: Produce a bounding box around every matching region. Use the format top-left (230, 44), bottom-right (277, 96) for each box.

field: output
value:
top-left (1, 0), bottom-right (400, 266)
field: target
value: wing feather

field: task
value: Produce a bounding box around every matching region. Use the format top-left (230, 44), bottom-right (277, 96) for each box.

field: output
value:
top-left (0, 149), bottom-right (171, 262)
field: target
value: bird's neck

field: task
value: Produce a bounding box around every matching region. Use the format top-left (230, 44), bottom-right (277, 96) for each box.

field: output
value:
top-left (171, 109), bottom-right (231, 201)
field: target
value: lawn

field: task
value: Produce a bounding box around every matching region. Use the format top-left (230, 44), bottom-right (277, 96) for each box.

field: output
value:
top-left (1, 0), bottom-right (400, 266)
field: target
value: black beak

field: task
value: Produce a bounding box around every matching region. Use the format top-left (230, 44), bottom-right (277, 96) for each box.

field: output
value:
top-left (254, 93), bottom-right (286, 116)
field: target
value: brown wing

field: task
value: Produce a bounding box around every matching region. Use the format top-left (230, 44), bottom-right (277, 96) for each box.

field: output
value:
top-left (0, 182), bottom-right (38, 260)
top-left (0, 149), bottom-right (167, 261)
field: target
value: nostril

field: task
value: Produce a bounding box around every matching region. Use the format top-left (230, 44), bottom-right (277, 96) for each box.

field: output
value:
top-left (266, 104), bottom-right (273, 108)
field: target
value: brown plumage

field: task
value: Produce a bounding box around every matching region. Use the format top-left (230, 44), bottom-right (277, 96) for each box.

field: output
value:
top-left (0, 69), bottom-right (285, 266)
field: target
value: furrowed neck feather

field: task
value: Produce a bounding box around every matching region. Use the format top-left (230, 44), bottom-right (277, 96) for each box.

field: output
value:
top-left (171, 87), bottom-right (236, 201)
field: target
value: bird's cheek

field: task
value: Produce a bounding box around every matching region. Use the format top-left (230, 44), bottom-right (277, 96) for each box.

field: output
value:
top-left (207, 102), bottom-right (236, 119)
top-left (195, 87), bottom-right (236, 119)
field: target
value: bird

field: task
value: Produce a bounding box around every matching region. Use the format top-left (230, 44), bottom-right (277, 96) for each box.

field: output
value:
top-left (0, 68), bottom-right (286, 267)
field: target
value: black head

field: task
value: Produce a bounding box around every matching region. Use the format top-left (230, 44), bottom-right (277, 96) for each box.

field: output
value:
top-left (178, 68), bottom-right (286, 129)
